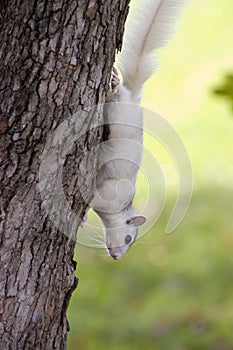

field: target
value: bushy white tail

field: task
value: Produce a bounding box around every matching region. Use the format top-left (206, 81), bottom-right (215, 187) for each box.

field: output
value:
top-left (116, 0), bottom-right (185, 101)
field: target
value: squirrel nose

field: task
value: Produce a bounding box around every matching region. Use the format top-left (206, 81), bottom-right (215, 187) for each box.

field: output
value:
top-left (108, 248), bottom-right (120, 260)
top-left (110, 251), bottom-right (119, 260)
top-left (112, 254), bottom-right (119, 260)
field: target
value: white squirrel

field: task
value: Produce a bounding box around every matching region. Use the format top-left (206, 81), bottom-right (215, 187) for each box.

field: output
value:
top-left (89, 0), bottom-right (185, 260)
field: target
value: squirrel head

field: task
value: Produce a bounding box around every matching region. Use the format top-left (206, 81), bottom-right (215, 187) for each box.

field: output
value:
top-left (105, 215), bottom-right (146, 260)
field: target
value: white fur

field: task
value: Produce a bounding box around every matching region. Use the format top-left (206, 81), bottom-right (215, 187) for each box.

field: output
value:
top-left (117, 0), bottom-right (185, 101)
top-left (90, 0), bottom-right (186, 260)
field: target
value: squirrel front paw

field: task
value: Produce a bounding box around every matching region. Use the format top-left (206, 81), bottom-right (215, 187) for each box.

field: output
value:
top-left (80, 213), bottom-right (88, 228)
top-left (110, 67), bottom-right (120, 93)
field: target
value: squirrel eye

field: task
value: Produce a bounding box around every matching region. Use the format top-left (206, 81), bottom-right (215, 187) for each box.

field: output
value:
top-left (125, 235), bottom-right (132, 244)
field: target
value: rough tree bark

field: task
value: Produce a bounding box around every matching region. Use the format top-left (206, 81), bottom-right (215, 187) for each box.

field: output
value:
top-left (0, 1), bottom-right (130, 349)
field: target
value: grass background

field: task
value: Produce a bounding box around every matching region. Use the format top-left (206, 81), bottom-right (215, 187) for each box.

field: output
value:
top-left (67, 0), bottom-right (233, 349)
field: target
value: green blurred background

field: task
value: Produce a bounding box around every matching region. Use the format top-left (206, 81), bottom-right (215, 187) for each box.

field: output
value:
top-left (68, 1), bottom-right (233, 349)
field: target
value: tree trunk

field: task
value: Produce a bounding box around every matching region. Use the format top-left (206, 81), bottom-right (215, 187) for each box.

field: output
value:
top-left (0, 1), bottom-right (130, 348)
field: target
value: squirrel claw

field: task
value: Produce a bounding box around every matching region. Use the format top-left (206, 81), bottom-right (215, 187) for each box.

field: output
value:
top-left (80, 213), bottom-right (88, 228)
top-left (110, 67), bottom-right (120, 92)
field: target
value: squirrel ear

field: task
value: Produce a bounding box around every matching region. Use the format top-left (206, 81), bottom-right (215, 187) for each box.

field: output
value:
top-left (127, 216), bottom-right (147, 227)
